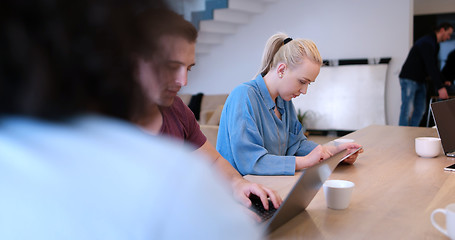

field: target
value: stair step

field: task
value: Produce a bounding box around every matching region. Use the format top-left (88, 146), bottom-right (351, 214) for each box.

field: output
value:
top-left (197, 32), bottom-right (225, 44)
top-left (199, 20), bottom-right (238, 34)
top-left (228, 0), bottom-right (266, 13)
top-left (213, 9), bottom-right (251, 24)
top-left (191, 0), bottom-right (282, 56)
top-left (191, 0), bottom-right (229, 28)
top-left (195, 43), bottom-right (212, 54)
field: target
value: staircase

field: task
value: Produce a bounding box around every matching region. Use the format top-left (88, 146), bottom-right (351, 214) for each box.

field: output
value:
top-left (170, 0), bottom-right (280, 55)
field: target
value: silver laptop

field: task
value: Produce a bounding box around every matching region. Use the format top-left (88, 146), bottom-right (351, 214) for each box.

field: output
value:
top-left (249, 145), bottom-right (362, 233)
top-left (430, 98), bottom-right (455, 157)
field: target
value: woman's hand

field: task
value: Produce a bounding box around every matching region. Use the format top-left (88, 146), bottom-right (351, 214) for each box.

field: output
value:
top-left (295, 142), bottom-right (363, 170)
top-left (295, 145), bottom-right (333, 170)
top-left (337, 143), bottom-right (363, 164)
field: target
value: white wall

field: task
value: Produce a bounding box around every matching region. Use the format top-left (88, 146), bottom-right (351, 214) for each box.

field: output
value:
top-left (183, 0), bottom-right (413, 126)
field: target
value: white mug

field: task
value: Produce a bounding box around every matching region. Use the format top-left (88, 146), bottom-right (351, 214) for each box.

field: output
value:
top-left (431, 203), bottom-right (455, 239)
top-left (415, 137), bottom-right (441, 158)
top-left (323, 180), bottom-right (354, 210)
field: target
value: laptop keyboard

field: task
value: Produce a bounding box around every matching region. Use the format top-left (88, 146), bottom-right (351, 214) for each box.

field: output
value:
top-left (448, 151), bottom-right (455, 157)
top-left (249, 195), bottom-right (277, 221)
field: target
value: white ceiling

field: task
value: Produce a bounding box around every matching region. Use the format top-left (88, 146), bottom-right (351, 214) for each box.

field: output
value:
top-left (414, 0), bottom-right (455, 15)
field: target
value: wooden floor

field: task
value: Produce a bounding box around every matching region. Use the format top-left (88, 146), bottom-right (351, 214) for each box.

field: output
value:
top-left (306, 130), bottom-right (352, 145)
top-left (307, 135), bottom-right (338, 145)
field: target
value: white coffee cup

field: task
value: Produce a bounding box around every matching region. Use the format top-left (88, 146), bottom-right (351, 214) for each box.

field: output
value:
top-left (323, 180), bottom-right (355, 210)
top-left (431, 203), bottom-right (455, 239)
top-left (415, 137), bottom-right (441, 158)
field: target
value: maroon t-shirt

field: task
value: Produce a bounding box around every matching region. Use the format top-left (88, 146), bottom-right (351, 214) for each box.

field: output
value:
top-left (159, 96), bottom-right (207, 148)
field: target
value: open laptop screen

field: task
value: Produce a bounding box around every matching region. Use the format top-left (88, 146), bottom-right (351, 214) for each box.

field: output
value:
top-left (431, 98), bottom-right (455, 156)
top-left (263, 146), bottom-right (362, 233)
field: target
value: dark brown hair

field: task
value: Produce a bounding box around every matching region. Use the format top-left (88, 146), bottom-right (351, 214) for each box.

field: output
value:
top-left (134, 8), bottom-right (198, 60)
top-left (0, 0), bottom-right (168, 120)
top-left (435, 22), bottom-right (454, 31)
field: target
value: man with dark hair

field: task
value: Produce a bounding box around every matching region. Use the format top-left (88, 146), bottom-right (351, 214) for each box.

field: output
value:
top-left (0, 1), bottom-right (260, 239)
top-left (132, 8), bottom-right (282, 212)
top-left (399, 22), bottom-right (454, 126)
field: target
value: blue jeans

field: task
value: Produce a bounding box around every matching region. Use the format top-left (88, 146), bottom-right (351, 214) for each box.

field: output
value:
top-left (399, 78), bottom-right (427, 126)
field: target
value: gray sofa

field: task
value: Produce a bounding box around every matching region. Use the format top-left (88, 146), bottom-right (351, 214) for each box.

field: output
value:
top-left (179, 94), bottom-right (228, 146)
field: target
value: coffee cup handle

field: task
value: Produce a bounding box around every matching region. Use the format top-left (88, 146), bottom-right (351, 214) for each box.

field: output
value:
top-left (431, 208), bottom-right (449, 237)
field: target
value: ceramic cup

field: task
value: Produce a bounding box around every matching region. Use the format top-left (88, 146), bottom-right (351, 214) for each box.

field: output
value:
top-left (323, 180), bottom-right (355, 210)
top-left (415, 137), bottom-right (441, 158)
top-left (431, 203), bottom-right (455, 239)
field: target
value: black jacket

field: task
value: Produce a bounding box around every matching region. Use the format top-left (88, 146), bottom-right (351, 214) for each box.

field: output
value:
top-left (399, 33), bottom-right (444, 92)
top-left (442, 50), bottom-right (455, 82)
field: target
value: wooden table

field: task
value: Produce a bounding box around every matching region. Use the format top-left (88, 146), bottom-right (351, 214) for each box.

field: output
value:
top-left (245, 125), bottom-right (455, 239)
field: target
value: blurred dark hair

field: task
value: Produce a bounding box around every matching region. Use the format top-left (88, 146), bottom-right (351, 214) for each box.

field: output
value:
top-left (435, 22), bottom-right (454, 31)
top-left (0, 0), bottom-right (168, 120)
top-left (133, 8), bottom-right (198, 60)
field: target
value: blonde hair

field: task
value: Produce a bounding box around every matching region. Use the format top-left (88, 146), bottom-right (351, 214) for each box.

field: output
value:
top-left (256, 33), bottom-right (322, 77)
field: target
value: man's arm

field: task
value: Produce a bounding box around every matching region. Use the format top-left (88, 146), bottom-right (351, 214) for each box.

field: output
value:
top-left (196, 140), bottom-right (282, 210)
top-left (419, 41), bottom-right (447, 99)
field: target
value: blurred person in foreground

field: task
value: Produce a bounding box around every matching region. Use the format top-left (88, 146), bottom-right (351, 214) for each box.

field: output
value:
top-left (132, 9), bottom-right (282, 213)
top-left (0, 1), bottom-right (261, 239)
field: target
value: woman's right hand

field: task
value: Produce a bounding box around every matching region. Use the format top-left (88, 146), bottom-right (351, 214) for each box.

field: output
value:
top-left (295, 145), bottom-right (333, 170)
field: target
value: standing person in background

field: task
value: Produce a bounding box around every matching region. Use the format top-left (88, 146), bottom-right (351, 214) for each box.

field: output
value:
top-left (398, 22), bottom-right (453, 126)
top-left (132, 8), bottom-right (282, 213)
top-left (216, 33), bottom-right (362, 176)
top-left (0, 1), bottom-right (261, 239)
top-left (442, 49), bottom-right (455, 94)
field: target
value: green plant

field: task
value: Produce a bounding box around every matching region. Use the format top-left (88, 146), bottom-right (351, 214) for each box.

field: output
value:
top-left (297, 109), bottom-right (308, 125)
top-left (297, 109), bottom-right (310, 136)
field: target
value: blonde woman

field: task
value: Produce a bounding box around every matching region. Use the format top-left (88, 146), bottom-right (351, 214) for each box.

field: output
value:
top-left (216, 33), bottom-right (362, 176)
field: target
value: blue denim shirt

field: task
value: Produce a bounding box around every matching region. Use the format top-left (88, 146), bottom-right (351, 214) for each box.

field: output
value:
top-left (216, 75), bottom-right (318, 176)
